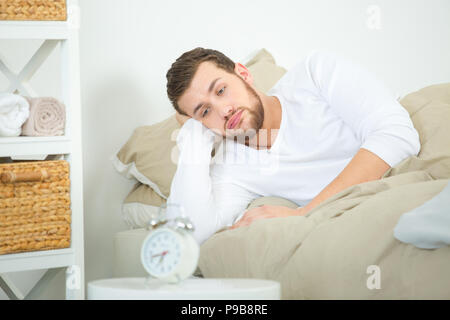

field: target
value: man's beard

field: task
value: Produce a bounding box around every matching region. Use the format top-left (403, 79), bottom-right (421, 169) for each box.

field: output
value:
top-left (224, 77), bottom-right (264, 146)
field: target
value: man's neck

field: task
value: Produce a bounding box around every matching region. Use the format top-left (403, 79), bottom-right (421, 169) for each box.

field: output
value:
top-left (247, 94), bottom-right (282, 149)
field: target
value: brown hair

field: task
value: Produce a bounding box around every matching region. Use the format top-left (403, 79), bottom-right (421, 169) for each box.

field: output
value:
top-left (166, 47), bottom-right (235, 116)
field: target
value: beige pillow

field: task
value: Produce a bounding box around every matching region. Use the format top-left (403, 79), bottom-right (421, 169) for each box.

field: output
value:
top-left (383, 82), bottom-right (450, 181)
top-left (397, 83), bottom-right (450, 160)
top-left (112, 115), bottom-right (180, 199)
top-left (112, 48), bottom-right (287, 201)
top-left (245, 48), bottom-right (287, 94)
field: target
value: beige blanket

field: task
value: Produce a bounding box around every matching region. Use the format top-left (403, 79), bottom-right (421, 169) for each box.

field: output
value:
top-left (198, 83), bottom-right (450, 299)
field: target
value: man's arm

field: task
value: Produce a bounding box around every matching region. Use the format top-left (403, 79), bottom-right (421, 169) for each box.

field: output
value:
top-left (307, 50), bottom-right (421, 167)
top-left (299, 51), bottom-right (420, 211)
top-left (298, 148), bottom-right (390, 215)
top-left (167, 117), bottom-right (259, 243)
top-left (230, 148), bottom-right (390, 229)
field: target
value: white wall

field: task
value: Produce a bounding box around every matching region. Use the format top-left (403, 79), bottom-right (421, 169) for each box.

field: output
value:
top-left (1, 0), bottom-right (449, 299)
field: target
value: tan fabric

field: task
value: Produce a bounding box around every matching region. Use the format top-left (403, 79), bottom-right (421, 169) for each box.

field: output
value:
top-left (384, 82), bottom-right (450, 179)
top-left (124, 183), bottom-right (166, 206)
top-left (114, 49), bottom-right (287, 202)
top-left (198, 83), bottom-right (450, 299)
top-left (213, 196), bottom-right (300, 235)
top-left (245, 48), bottom-right (287, 94)
top-left (115, 115), bottom-right (180, 198)
top-left (246, 196), bottom-right (299, 210)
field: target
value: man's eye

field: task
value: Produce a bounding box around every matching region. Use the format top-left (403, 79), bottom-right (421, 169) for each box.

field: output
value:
top-left (217, 87), bottom-right (225, 95)
top-left (202, 106), bottom-right (210, 117)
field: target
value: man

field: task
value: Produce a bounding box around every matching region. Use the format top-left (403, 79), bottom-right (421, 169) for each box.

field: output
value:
top-left (165, 48), bottom-right (420, 244)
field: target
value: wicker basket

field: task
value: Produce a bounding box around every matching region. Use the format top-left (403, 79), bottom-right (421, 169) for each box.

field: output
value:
top-left (0, 0), bottom-right (67, 21)
top-left (0, 160), bottom-right (71, 255)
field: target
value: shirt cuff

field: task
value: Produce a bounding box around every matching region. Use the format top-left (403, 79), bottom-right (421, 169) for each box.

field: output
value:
top-left (361, 135), bottom-right (418, 168)
top-left (176, 118), bottom-right (216, 164)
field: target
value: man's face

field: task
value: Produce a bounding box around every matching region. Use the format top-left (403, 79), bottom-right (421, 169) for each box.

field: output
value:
top-left (178, 61), bottom-right (264, 141)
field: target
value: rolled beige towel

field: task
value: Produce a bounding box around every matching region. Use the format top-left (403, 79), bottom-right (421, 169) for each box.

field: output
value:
top-left (21, 97), bottom-right (66, 136)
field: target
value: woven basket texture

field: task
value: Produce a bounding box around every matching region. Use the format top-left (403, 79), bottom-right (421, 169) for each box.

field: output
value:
top-left (0, 160), bottom-right (71, 255)
top-left (0, 0), bottom-right (67, 21)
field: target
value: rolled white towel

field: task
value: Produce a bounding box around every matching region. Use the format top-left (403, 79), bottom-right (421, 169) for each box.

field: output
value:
top-left (0, 92), bottom-right (30, 137)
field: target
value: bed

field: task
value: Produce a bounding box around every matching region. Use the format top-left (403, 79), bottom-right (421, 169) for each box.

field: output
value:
top-left (112, 49), bottom-right (450, 299)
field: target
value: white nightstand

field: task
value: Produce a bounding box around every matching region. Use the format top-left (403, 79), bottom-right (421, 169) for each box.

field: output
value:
top-left (88, 277), bottom-right (281, 300)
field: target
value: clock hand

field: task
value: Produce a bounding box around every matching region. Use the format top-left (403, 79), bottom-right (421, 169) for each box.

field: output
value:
top-left (152, 250), bottom-right (169, 258)
top-left (154, 250), bottom-right (169, 263)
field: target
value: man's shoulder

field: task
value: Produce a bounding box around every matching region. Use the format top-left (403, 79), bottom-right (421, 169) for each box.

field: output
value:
top-left (267, 50), bottom-right (323, 96)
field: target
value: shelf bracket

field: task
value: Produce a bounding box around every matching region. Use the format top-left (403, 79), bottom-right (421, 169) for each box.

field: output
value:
top-left (0, 273), bottom-right (25, 300)
top-left (23, 268), bottom-right (63, 300)
top-left (0, 39), bottom-right (59, 96)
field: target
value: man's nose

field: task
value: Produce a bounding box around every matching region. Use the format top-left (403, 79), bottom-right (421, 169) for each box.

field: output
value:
top-left (220, 105), bottom-right (234, 119)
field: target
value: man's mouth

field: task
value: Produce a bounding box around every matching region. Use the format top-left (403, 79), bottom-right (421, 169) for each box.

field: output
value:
top-left (227, 109), bottom-right (244, 129)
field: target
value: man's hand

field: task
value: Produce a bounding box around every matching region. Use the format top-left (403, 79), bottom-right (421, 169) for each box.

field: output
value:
top-left (175, 111), bottom-right (191, 126)
top-left (229, 205), bottom-right (307, 230)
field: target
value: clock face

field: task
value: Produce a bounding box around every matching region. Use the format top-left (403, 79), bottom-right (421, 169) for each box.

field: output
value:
top-left (141, 229), bottom-right (182, 277)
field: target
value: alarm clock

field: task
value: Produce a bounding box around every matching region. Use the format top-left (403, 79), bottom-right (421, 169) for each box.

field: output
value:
top-left (140, 203), bottom-right (200, 284)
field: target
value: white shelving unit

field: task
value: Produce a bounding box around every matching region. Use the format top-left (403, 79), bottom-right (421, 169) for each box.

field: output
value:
top-left (0, 0), bottom-right (85, 300)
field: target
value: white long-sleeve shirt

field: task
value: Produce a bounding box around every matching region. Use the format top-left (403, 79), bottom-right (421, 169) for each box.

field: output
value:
top-left (166, 50), bottom-right (421, 245)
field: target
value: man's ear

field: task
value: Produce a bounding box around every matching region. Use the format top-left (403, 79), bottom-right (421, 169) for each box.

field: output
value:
top-left (234, 62), bottom-right (254, 85)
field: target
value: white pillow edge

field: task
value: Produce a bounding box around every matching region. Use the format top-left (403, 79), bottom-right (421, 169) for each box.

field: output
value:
top-left (122, 202), bottom-right (167, 229)
top-left (111, 154), bottom-right (168, 200)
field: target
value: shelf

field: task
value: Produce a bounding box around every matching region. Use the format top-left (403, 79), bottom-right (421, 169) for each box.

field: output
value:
top-left (0, 0), bottom-right (84, 299)
top-left (0, 21), bottom-right (70, 40)
top-left (0, 135), bottom-right (71, 158)
top-left (0, 248), bottom-right (75, 273)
